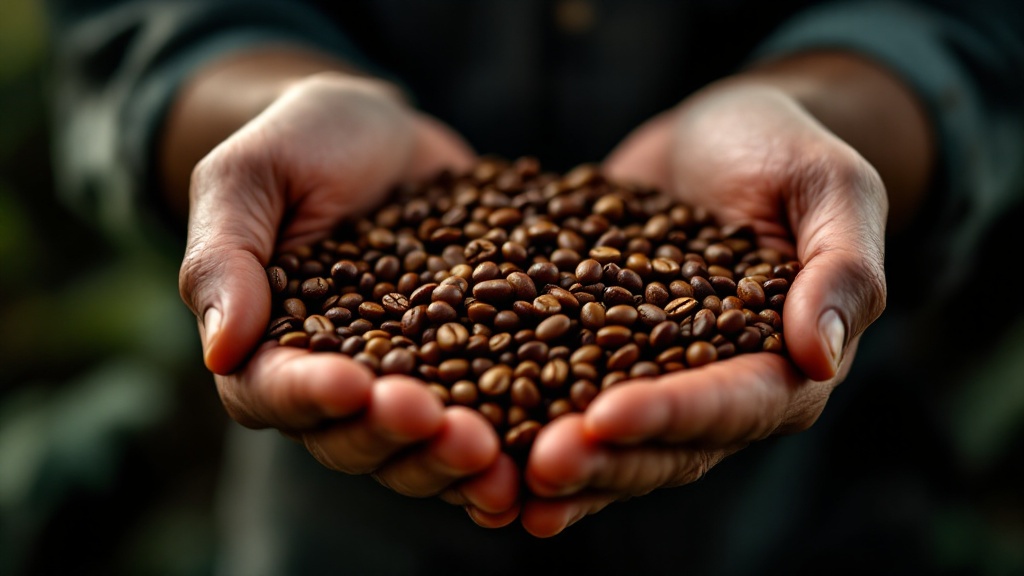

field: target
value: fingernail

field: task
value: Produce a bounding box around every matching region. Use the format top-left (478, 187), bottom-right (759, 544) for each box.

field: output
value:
top-left (818, 309), bottom-right (845, 373)
top-left (203, 307), bottom-right (222, 349)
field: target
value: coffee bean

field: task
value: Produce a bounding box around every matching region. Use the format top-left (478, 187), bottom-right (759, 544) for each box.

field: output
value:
top-left (263, 156), bottom-right (795, 454)
top-left (576, 259), bottom-right (603, 284)
top-left (381, 347), bottom-right (416, 375)
top-left (536, 314), bottom-right (571, 341)
top-left (479, 365), bottom-right (513, 396)
top-left (605, 305), bottom-right (638, 326)
top-left (436, 322), bottom-right (470, 351)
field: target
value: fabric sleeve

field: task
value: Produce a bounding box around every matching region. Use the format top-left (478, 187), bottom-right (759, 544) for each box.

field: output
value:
top-left (43, 0), bottom-right (384, 248)
top-left (748, 0), bottom-right (1024, 298)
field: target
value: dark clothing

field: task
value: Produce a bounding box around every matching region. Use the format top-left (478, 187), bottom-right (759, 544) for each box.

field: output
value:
top-left (42, 1), bottom-right (1024, 575)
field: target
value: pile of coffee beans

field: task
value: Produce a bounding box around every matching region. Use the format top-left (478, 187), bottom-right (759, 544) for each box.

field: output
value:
top-left (263, 156), bottom-right (800, 453)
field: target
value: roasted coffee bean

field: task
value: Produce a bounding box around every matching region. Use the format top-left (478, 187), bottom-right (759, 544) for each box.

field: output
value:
top-left (479, 365), bottom-right (514, 396)
top-left (426, 301), bottom-right (458, 323)
top-left (664, 297), bottom-right (698, 321)
top-left (381, 292), bottom-right (410, 315)
top-left (381, 347), bottom-right (416, 375)
top-left (596, 325), bottom-right (632, 348)
top-left (606, 305), bottom-right (638, 326)
top-left (264, 156), bottom-right (794, 453)
top-left (607, 343), bottom-right (640, 371)
top-left (536, 314), bottom-right (571, 341)
top-left (737, 277), bottom-right (766, 309)
top-left (506, 271), bottom-right (537, 300)
top-left (436, 322), bottom-right (470, 351)
top-left (575, 259), bottom-right (603, 284)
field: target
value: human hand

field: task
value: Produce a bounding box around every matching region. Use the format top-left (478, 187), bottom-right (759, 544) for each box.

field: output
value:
top-left (519, 78), bottom-right (889, 536)
top-left (177, 72), bottom-right (519, 527)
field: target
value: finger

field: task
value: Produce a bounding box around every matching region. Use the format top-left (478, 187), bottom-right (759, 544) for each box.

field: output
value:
top-left (582, 353), bottom-right (827, 446)
top-left (300, 376), bottom-right (445, 475)
top-left (440, 452), bottom-right (521, 514)
top-left (520, 492), bottom-right (617, 539)
top-left (526, 415), bottom-right (731, 498)
top-left (372, 406), bottom-right (500, 498)
top-left (601, 109), bottom-right (675, 190)
top-left (466, 505), bottom-right (521, 530)
top-left (785, 158), bottom-right (888, 381)
top-left (216, 341), bottom-right (375, 429)
top-left (180, 154), bottom-right (282, 375)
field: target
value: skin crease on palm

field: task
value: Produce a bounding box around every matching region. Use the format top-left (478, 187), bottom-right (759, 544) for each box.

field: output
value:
top-left (169, 47), bottom-right (930, 536)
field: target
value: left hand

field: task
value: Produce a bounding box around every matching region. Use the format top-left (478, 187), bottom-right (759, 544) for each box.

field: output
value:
top-left (519, 78), bottom-right (888, 537)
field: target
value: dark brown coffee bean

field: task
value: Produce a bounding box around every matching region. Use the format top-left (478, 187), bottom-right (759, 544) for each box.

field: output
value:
top-left (579, 302), bottom-right (606, 330)
top-left (575, 259), bottom-right (603, 284)
top-left (569, 380), bottom-right (599, 410)
top-left (606, 343), bottom-right (640, 371)
top-left (381, 292), bottom-right (410, 315)
top-left (518, 341), bottom-right (549, 363)
top-left (664, 297), bottom-right (698, 321)
top-left (494, 310), bottom-right (521, 332)
top-left (589, 246), bottom-right (622, 265)
top-left (282, 298), bottom-right (308, 319)
top-left (686, 341), bottom-right (718, 367)
top-left (303, 314), bottom-right (334, 334)
top-left (358, 302), bottom-right (386, 321)
top-left (506, 271), bottom-right (538, 300)
top-left (690, 276), bottom-right (716, 301)
top-left (436, 322), bottom-right (470, 351)
top-left (717, 309), bottom-right (746, 335)
top-left (702, 295), bottom-right (723, 316)
top-left (644, 282), bottom-right (670, 307)
top-left (603, 286), bottom-right (635, 307)
top-left (431, 283), bottom-right (462, 307)
top-left (426, 301), bottom-right (458, 323)
top-left (737, 277), bottom-right (766, 309)
top-left (381, 347), bottom-right (416, 375)
top-left (267, 266), bottom-right (288, 294)
top-left (605, 305), bottom-right (638, 326)
top-left (510, 377), bottom-right (541, 408)
top-left (479, 365), bottom-right (513, 396)
top-left (536, 314), bottom-right (571, 342)
top-left (540, 358), bottom-right (570, 388)
top-left (636, 303), bottom-right (667, 327)
top-left (629, 361), bottom-right (660, 378)
top-left (471, 261), bottom-right (501, 283)
top-left (439, 358), bottom-right (471, 383)
top-left (547, 398), bottom-right (574, 421)
top-left (279, 331), bottom-right (310, 348)
top-left (692, 308), bottom-right (717, 340)
top-left (651, 258), bottom-right (680, 279)
top-left (466, 302), bottom-right (498, 324)
top-left (596, 325), bottom-right (632, 348)
top-left (301, 277), bottom-right (329, 300)
top-left (505, 420), bottom-right (542, 450)
top-left (473, 279), bottom-right (514, 303)
top-left (448, 381), bottom-right (478, 406)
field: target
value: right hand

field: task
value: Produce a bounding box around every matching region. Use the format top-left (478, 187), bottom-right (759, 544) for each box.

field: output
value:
top-left (178, 73), bottom-right (519, 527)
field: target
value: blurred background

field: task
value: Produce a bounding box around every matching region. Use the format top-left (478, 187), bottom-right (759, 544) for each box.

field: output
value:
top-left (0, 1), bottom-right (227, 575)
top-left (1, 1), bottom-right (1021, 575)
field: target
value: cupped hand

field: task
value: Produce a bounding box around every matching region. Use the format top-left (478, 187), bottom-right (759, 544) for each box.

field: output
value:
top-left (520, 79), bottom-right (888, 536)
top-left (177, 73), bottom-right (518, 526)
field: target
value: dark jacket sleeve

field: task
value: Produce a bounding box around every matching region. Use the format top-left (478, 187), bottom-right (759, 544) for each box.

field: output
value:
top-left (43, 0), bottom-right (379, 247)
top-left (749, 0), bottom-right (1024, 297)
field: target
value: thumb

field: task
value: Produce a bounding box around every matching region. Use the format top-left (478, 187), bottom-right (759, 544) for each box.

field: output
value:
top-left (179, 158), bottom-right (281, 375)
top-left (783, 160), bottom-right (888, 382)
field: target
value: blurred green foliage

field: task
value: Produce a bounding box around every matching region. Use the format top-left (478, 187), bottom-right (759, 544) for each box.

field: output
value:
top-left (0, 2), bottom-right (226, 575)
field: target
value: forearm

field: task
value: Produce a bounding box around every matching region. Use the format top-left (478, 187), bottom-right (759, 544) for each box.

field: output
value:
top-left (737, 51), bottom-right (935, 232)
